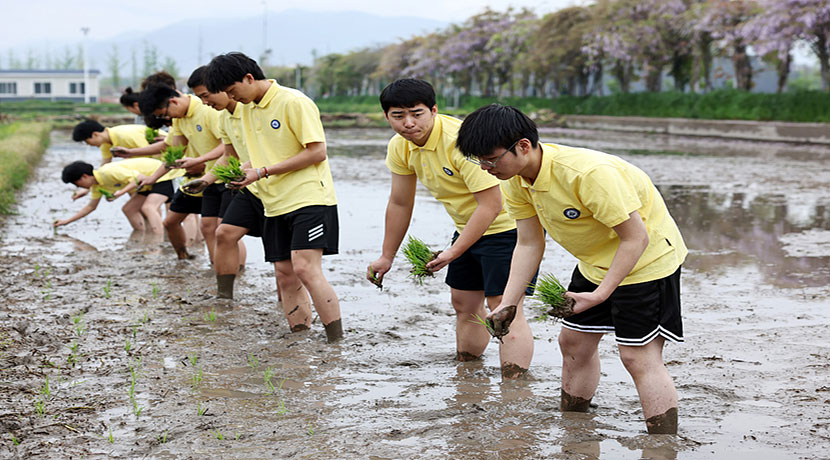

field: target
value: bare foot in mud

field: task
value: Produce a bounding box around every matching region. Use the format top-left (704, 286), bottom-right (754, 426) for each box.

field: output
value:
top-left (646, 407), bottom-right (678, 434)
top-left (547, 297), bottom-right (576, 319)
top-left (561, 389), bottom-right (592, 412)
top-left (501, 362), bottom-right (528, 380)
top-left (486, 305), bottom-right (517, 343)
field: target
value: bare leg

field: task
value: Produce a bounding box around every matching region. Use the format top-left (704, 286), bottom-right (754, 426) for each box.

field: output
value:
top-left (200, 216), bottom-right (220, 264)
top-left (139, 193), bottom-right (168, 235)
top-left (559, 327), bottom-right (603, 411)
top-left (290, 248), bottom-right (342, 342)
top-left (163, 211), bottom-right (190, 259)
top-left (273, 260), bottom-right (313, 332)
top-left (487, 295), bottom-right (533, 379)
top-left (618, 337), bottom-right (678, 434)
top-left (450, 288), bottom-right (489, 361)
top-left (182, 214), bottom-right (201, 246)
top-left (121, 194), bottom-right (146, 231)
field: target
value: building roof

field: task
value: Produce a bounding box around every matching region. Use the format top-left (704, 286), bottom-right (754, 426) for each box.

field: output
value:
top-left (0, 69), bottom-right (101, 75)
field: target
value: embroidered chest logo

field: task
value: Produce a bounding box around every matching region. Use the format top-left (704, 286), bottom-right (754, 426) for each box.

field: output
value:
top-left (196, 124), bottom-right (202, 132)
top-left (442, 167), bottom-right (454, 176)
top-left (563, 208), bottom-right (581, 219)
top-left (270, 119), bottom-right (281, 129)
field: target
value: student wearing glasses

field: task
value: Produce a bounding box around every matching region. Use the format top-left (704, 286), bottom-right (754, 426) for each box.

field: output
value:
top-left (456, 104), bottom-right (687, 434)
top-left (366, 79), bottom-right (534, 380)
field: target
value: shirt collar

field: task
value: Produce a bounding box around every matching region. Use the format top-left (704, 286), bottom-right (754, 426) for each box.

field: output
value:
top-left (405, 114), bottom-right (442, 152)
top-left (256, 80), bottom-right (279, 109)
top-left (518, 143), bottom-right (554, 192)
top-left (185, 94), bottom-right (198, 118)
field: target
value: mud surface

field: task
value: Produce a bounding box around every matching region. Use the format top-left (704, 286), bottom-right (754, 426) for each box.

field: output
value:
top-left (1, 128), bottom-right (828, 459)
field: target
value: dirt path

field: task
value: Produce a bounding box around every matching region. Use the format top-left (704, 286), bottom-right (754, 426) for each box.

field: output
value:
top-left (0, 130), bottom-right (828, 459)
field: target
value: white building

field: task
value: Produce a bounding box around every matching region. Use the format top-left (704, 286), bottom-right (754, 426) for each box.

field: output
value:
top-left (0, 69), bottom-right (100, 102)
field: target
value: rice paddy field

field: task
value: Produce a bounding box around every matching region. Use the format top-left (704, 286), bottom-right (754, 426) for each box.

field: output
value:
top-left (0, 126), bottom-right (828, 459)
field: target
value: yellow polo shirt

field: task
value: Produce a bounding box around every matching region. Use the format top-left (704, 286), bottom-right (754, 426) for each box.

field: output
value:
top-left (386, 114), bottom-right (515, 236)
top-left (166, 95), bottom-right (222, 173)
top-left (218, 103), bottom-right (260, 198)
top-left (240, 80), bottom-right (336, 217)
top-left (502, 143), bottom-right (687, 285)
top-left (100, 125), bottom-right (150, 161)
top-left (91, 158), bottom-right (184, 199)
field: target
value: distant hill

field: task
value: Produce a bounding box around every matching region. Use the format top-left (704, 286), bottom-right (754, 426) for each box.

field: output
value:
top-left (41, 9), bottom-right (448, 79)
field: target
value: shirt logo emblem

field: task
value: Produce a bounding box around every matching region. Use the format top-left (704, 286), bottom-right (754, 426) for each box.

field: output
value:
top-left (270, 119), bottom-right (281, 129)
top-left (564, 208), bottom-right (580, 219)
top-left (196, 124), bottom-right (202, 132)
top-left (442, 167), bottom-right (454, 176)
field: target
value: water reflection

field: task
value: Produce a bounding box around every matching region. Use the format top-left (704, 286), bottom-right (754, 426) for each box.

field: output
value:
top-left (661, 185), bottom-right (830, 288)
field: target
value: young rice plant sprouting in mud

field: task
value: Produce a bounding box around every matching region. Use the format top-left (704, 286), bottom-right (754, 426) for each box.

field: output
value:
top-left (34, 397), bottom-right (45, 417)
top-left (531, 273), bottom-right (574, 320)
top-left (124, 337), bottom-right (132, 353)
top-left (189, 352), bottom-right (198, 366)
top-left (40, 375), bottom-right (51, 400)
top-left (162, 145), bottom-right (185, 167)
top-left (212, 156), bottom-right (246, 184)
top-left (247, 353), bottom-right (259, 370)
top-left (197, 402), bottom-right (207, 416)
top-left (151, 282), bottom-right (159, 299)
top-left (67, 340), bottom-right (80, 367)
top-left (213, 430), bottom-right (225, 440)
top-left (402, 236), bottom-right (440, 284)
top-left (469, 314), bottom-right (497, 338)
top-left (204, 308), bottom-right (216, 323)
top-left (10, 433), bottom-right (19, 446)
top-left (192, 365), bottom-right (202, 388)
top-left (263, 367), bottom-right (278, 394)
top-left (159, 430), bottom-right (169, 444)
top-left (107, 425), bottom-right (114, 443)
top-left (103, 279), bottom-right (112, 299)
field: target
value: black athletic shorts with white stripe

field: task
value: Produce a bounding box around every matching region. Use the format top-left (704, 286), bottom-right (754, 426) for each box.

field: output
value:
top-left (561, 265), bottom-right (683, 346)
top-left (262, 205), bottom-right (339, 262)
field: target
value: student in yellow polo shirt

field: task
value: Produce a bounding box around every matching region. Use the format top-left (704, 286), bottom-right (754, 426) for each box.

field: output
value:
top-left (125, 82), bottom-right (227, 261)
top-left (365, 79), bottom-right (534, 380)
top-left (204, 52), bottom-right (341, 342)
top-left (54, 158), bottom-right (181, 234)
top-left (456, 104), bottom-right (688, 434)
top-left (71, 120), bottom-right (163, 165)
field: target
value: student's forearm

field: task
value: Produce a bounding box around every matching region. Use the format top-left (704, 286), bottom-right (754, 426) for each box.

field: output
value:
top-left (380, 201), bottom-right (414, 261)
top-left (448, 191), bottom-right (500, 259)
top-left (194, 144), bottom-right (225, 164)
top-left (145, 165), bottom-right (168, 185)
top-left (124, 141), bottom-right (167, 157)
top-left (62, 202), bottom-right (98, 224)
top-left (593, 236), bottom-right (648, 300)
top-left (501, 235), bottom-right (545, 306)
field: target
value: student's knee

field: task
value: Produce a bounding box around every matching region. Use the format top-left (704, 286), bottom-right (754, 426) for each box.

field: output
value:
top-left (558, 330), bottom-right (597, 360)
top-left (451, 290), bottom-right (484, 314)
top-left (291, 259), bottom-right (319, 284)
top-left (200, 219), bottom-right (218, 235)
top-left (215, 225), bottom-right (239, 246)
top-left (274, 261), bottom-right (298, 281)
top-left (619, 347), bottom-right (656, 378)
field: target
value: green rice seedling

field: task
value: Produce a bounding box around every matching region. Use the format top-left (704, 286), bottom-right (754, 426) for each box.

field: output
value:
top-left (203, 308), bottom-right (216, 323)
top-left (10, 433), bottom-right (19, 445)
top-left (42, 267), bottom-right (50, 278)
top-left (469, 314), bottom-right (497, 339)
top-left (189, 352), bottom-right (198, 366)
top-left (276, 399), bottom-right (287, 416)
top-left (34, 397), bottom-right (45, 417)
top-left (263, 367), bottom-right (277, 394)
top-left (212, 156), bottom-right (246, 184)
top-left (197, 402), bottom-right (207, 416)
top-left (306, 423), bottom-right (314, 436)
top-left (107, 425), bottom-right (114, 443)
top-left (124, 338), bottom-right (132, 353)
top-left (144, 126), bottom-right (159, 144)
top-left (103, 279), bottom-right (112, 299)
top-left (131, 324), bottom-right (138, 338)
top-left (401, 236), bottom-right (440, 284)
top-left (67, 340), bottom-right (79, 367)
top-left (40, 376), bottom-right (51, 399)
top-left (131, 396), bottom-right (143, 417)
top-left (213, 430), bottom-right (224, 440)
top-left (97, 187), bottom-right (114, 200)
top-left (33, 263), bottom-right (40, 277)
top-left (367, 270), bottom-right (382, 290)
top-left (531, 273), bottom-right (574, 320)
top-left (161, 145), bottom-right (185, 167)
top-left (159, 430), bottom-right (168, 444)
top-left (247, 353), bottom-right (259, 371)
top-left (192, 365), bottom-right (202, 388)
top-left (151, 283), bottom-right (159, 299)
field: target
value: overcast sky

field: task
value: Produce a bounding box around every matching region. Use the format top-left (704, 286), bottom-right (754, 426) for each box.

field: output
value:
top-left (2, 0), bottom-right (585, 48)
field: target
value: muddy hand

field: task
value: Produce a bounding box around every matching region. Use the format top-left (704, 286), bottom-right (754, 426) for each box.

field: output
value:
top-left (486, 305), bottom-right (517, 341)
top-left (366, 264), bottom-right (384, 289)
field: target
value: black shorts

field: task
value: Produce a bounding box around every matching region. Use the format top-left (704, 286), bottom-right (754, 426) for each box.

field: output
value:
top-left (445, 229), bottom-right (536, 297)
top-left (169, 189), bottom-right (202, 215)
top-left (562, 266), bottom-right (684, 346)
top-left (137, 180), bottom-right (174, 202)
top-left (202, 183), bottom-right (233, 218)
top-left (262, 205), bottom-right (339, 262)
top-left (220, 190), bottom-right (265, 238)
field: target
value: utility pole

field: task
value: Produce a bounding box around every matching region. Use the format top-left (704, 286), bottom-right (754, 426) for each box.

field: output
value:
top-left (81, 27), bottom-right (90, 103)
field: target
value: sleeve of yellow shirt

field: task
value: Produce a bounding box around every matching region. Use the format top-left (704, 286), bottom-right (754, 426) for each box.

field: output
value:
top-left (502, 179), bottom-right (537, 221)
top-left (384, 139), bottom-right (414, 176)
top-left (286, 97), bottom-right (326, 147)
top-left (579, 165), bottom-right (643, 228)
top-left (100, 143), bottom-right (113, 160)
top-left (167, 120), bottom-right (183, 143)
top-left (205, 109), bottom-right (222, 141)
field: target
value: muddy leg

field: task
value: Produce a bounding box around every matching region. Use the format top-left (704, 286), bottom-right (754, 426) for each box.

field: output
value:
top-left (559, 327), bottom-right (603, 410)
top-left (215, 223), bottom-right (248, 299)
top-left (274, 261), bottom-right (313, 332)
top-left (164, 211), bottom-right (191, 259)
top-left (290, 249), bottom-right (342, 342)
top-left (487, 296), bottom-right (533, 380)
top-left (451, 289), bottom-right (489, 361)
top-left (619, 337), bottom-right (679, 434)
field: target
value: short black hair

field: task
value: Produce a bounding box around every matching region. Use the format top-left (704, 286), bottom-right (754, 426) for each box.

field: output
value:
top-left (205, 52), bottom-right (266, 93)
top-left (456, 104), bottom-right (539, 158)
top-left (140, 71), bottom-right (176, 91)
top-left (61, 161), bottom-right (94, 184)
top-left (72, 120), bottom-right (105, 142)
top-left (138, 84), bottom-right (178, 117)
top-left (187, 66), bottom-right (208, 89)
top-left (119, 87), bottom-right (140, 107)
top-left (379, 79), bottom-right (436, 114)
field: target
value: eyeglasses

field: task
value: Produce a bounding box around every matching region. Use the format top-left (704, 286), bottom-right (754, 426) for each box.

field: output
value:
top-left (154, 101), bottom-right (171, 120)
top-left (467, 140), bottom-right (519, 168)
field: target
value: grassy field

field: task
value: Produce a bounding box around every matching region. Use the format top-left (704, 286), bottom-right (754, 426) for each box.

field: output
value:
top-left (0, 122), bottom-right (51, 214)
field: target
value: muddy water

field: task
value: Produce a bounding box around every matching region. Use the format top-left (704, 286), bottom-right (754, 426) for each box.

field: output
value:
top-left (0, 128), bottom-right (828, 460)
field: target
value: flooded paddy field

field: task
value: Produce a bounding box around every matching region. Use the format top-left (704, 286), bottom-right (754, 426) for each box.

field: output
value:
top-left (0, 127), bottom-right (828, 459)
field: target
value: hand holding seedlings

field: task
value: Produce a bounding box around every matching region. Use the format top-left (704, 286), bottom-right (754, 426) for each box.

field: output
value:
top-left (531, 273), bottom-right (575, 319)
top-left (110, 146), bottom-right (131, 158)
top-left (402, 236), bottom-right (441, 284)
top-left (161, 145), bottom-right (185, 167)
top-left (182, 179), bottom-right (209, 194)
top-left (366, 264), bottom-right (383, 289)
top-left (486, 304), bottom-right (517, 343)
top-left (144, 127), bottom-right (160, 144)
top-left (212, 157), bottom-right (247, 189)
top-left (175, 157), bottom-right (202, 170)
